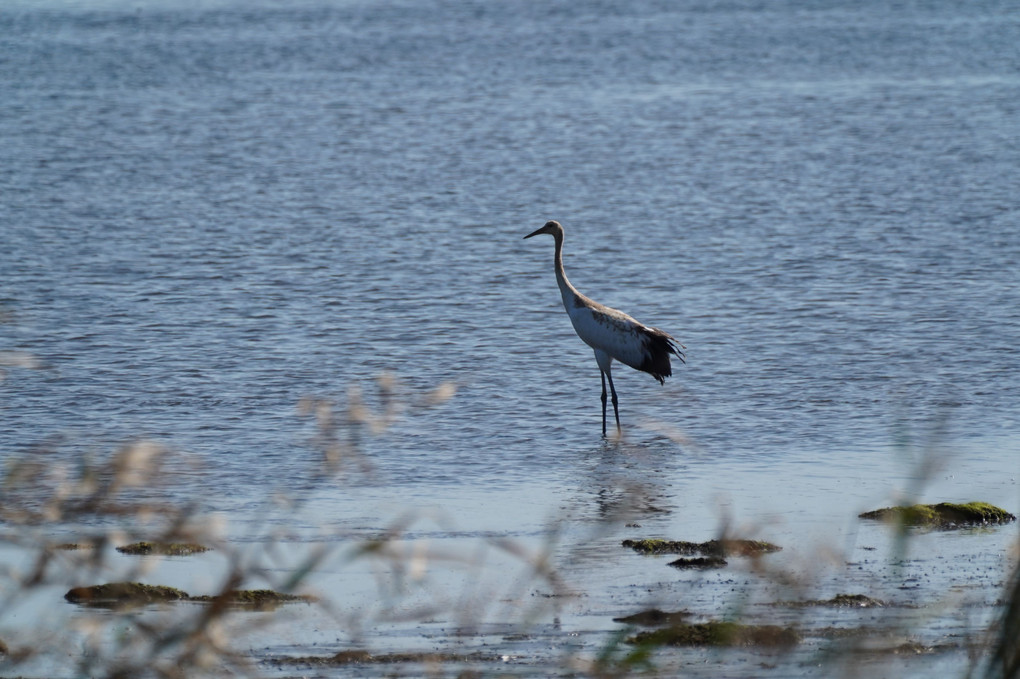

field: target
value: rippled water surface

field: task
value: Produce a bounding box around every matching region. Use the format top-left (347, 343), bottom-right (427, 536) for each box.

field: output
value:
top-left (2, 0), bottom-right (1019, 675)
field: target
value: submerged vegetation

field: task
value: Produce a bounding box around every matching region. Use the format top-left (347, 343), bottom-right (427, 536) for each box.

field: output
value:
top-left (270, 650), bottom-right (501, 668)
top-left (782, 593), bottom-right (887, 608)
top-left (626, 621), bottom-right (800, 648)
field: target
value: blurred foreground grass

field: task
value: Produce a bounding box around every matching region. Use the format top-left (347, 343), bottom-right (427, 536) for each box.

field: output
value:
top-left (0, 351), bottom-right (1017, 678)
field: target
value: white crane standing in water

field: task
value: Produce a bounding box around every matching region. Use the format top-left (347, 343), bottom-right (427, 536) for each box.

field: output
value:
top-left (523, 220), bottom-right (685, 437)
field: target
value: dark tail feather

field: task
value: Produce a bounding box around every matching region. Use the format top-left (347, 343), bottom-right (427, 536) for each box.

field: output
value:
top-left (640, 327), bottom-right (686, 384)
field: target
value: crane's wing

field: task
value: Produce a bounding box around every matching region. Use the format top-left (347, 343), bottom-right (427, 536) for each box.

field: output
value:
top-left (567, 301), bottom-right (685, 383)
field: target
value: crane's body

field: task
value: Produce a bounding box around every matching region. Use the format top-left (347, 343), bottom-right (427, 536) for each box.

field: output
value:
top-left (524, 220), bottom-right (684, 436)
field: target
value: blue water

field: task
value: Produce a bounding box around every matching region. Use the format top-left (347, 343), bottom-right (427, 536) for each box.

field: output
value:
top-left (2, 1), bottom-right (1019, 674)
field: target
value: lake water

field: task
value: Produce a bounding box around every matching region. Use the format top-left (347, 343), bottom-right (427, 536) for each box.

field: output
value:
top-left (1, 0), bottom-right (1019, 676)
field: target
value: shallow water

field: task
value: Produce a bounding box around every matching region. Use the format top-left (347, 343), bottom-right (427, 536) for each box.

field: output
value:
top-left (2, 0), bottom-right (1019, 676)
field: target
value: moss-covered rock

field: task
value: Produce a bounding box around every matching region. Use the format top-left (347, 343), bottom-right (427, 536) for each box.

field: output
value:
top-left (188, 589), bottom-right (316, 608)
top-left (65, 582), bottom-right (190, 607)
top-left (116, 541), bottom-right (210, 556)
top-left (65, 583), bottom-right (314, 611)
top-left (859, 502), bottom-right (1016, 528)
top-left (708, 539), bottom-right (782, 556)
top-left (627, 621), bottom-right (799, 648)
top-left (621, 538), bottom-right (699, 555)
top-left (622, 538), bottom-right (781, 557)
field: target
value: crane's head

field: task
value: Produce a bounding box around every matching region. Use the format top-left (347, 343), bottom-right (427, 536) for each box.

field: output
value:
top-left (523, 220), bottom-right (563, 240)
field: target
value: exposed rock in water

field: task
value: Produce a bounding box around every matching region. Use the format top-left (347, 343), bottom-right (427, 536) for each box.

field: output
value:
top-left (622, 538), bottom-right (781, 557)
top-left (188, 589), bottom-right (317, 608)
top-left (65, 582), bottom-right (189, 607)
top-left (65, 584), bottom-right (314, 610)
top-left (627, 621), bottom-right (799, 648)
top-left (858, 502), bottom-right (1015, 528)
top-left (613, 609), bottom-right (690, 626)
top-left (116, 541), bottom-right (211, 556)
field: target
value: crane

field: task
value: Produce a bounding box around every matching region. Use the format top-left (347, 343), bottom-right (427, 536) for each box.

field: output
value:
top-left (523, 220), bottom-right (685, 437)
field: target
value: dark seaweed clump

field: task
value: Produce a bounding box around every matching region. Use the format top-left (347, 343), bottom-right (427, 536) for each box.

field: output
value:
top-left (613, 609), bottom-right (689, 626)
top-left (668, 556), bottom-right (727, 569)
top-left (627, 621), bottom-right (799, 648)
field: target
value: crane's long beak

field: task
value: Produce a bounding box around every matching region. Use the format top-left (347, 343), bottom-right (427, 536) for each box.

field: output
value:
top-left (523, 226), bottom-right (545, 239)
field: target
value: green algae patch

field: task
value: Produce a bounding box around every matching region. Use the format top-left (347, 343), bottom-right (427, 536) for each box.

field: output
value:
top-left (622, 538), bottom-right (781, 557)
top-left (116, 541), bottom-right (211, 556)
top-left (613, 609), bottom-right (690, 626)
top-left (627, 621), bottom-right (799, 648)
top-left (188, 589), bottom-right (316, 609)
top-left (65, 582), bottom-right (190, 607)
top-left (859, 502), bottom-right (1016, 528)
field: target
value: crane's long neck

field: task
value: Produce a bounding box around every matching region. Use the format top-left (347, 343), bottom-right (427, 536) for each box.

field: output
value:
top-left (552, 229), bottom-right (582, 310)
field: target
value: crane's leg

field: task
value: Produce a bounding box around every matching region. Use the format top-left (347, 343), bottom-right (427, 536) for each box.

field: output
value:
top-left (600, 371), bottom-right (609, 437)
top-left (606, 370), bottom-right (621, 434)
